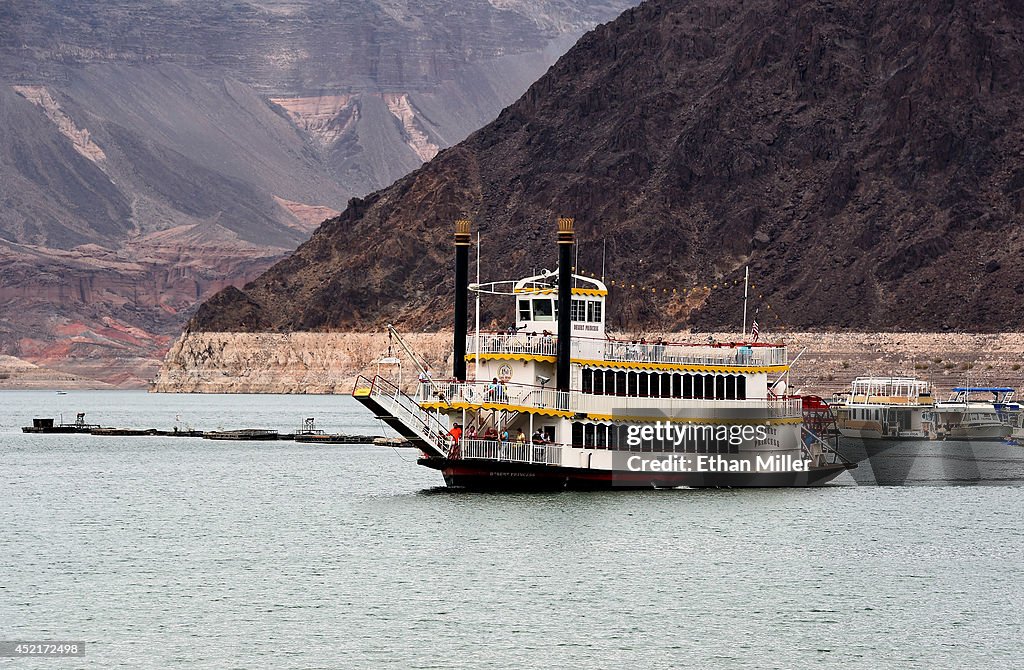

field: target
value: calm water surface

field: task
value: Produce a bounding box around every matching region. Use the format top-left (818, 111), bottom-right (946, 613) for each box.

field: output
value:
top-left (2, 391), bottom-right (1022, 668)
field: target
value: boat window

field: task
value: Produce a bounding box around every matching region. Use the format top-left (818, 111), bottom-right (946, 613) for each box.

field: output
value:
top-left (672, 373), bottom-right (682, 398)
top-left (725, 375), bottom-right (737, 400)
top-left (683, 374), bottom-right (693, 399)
top-left (662, 373), bottom-right (672, 398)
top-left (582, 369), bottom-right (592, 394)
top-left (605, 370), bottom-right (617, 395)
top-left (737, 375), bottom-right (746, 400)
top-left (584, 423), bottom-right (595, 447)
top-left (533, 299), bottom-right (554, 321)
top-left (571, 299), bottom-right (586, 321)
top-left (639, 373), bottom-right (649, 397)
top-left (692, 374), bottom-right (704, 399)
top-left (587, 300), bottom-right (602, 323)
top-left (572, 422), bottom-right (583, 447)
top-left (715, 375), bottom-right (726, 401)
top-left (705, 375), bottom-right (715, 400)
top-left (595, 424), bottom-right (607, 448)
top-left (518, 299), bottom-right (531, 321)
top-left (593, 369), bottom-right (604, 395)
top-left (628, 371), bottom-right (638, 396)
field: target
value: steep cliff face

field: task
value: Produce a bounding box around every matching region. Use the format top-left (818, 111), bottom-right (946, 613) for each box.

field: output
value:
top-left (190, 0), bottom-right (1024, 334)
top-left (0, 0), bottom-right (634, 385)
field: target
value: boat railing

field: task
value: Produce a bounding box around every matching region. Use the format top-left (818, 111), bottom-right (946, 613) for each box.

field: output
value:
top-left (602, 341), bottom-right (787, 367)
top-left (574, 394), bottom-right (803, 419)
top-left (457, 438), bottom-right (562, 465)
top-left (426, 378), bottom-right (801, 418)
top-left (849, 377), bottom-right (931, 399)
top-left (359, 375), bottom-right (453, 454)
top-left (466, 332), bottom-right (787, 367)
top-left (432, 380), bottom-right (572, 412)
top-left (467, 333), bottom-right (557, 357)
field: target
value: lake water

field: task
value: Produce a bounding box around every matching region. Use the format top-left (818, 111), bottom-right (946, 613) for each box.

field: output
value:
top-left (2, 391), bottom-right (1022, 668)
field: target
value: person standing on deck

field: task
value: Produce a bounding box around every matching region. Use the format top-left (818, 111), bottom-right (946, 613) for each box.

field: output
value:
top-left (447, 422), bottom-right (462, 459)
top-left (418, 367), bottom-right (432, 401)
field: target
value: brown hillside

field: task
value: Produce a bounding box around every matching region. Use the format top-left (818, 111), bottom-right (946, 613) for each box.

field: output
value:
top-left (191, 0), bottom-right (1024, 334)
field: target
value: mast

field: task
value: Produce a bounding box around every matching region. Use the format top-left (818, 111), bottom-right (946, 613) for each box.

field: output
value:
top-left (601, 239), bottom-right (607, 283)
top-left (742, 265), bottom-right (750, 338)
top-left (474, 231), bottom-right (481, 381)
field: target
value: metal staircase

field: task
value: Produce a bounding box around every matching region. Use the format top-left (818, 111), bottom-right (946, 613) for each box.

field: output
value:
top-left (353, 375), bottom-right (452, 459)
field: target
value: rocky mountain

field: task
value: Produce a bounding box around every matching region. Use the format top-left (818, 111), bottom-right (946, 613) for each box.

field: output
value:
top-left (190, 0), bottom-right (1024, 337)
top-left (0, 0), bottom-right (634, 385)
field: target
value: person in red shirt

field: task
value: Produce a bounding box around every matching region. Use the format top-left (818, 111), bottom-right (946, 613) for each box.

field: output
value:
top-left (447, 422), bottom-right (463, 459)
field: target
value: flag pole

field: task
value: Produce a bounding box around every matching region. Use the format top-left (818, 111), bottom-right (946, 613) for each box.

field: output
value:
top-left (742, 266), bottom-right (749, 338)
top-left (474, 231), bottom-right (481, 380)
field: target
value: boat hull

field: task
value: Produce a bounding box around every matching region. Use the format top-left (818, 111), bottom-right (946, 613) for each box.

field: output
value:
top-left (943, 425), bottom-right (1012, 441)
top-left (419, 458), bottom-right (854, 490)
top-left (838, 427), bottom-right (929, 440)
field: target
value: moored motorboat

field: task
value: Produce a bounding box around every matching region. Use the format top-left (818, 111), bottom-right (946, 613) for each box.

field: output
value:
top-left (932, 388), bottom-right (1013, 442)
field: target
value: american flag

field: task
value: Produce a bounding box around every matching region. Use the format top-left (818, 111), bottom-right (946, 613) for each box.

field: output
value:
top-left (751, 319), bottom-right (759, 342)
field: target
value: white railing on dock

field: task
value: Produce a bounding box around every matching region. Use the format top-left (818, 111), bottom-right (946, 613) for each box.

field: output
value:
top-left (458, 438), bottom-right (562, 465)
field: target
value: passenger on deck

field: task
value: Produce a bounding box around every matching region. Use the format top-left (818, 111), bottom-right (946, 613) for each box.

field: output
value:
top-left (489, 378), bottom-right (509, 403)
top-left (418, 367), bottom-right (432, 400)
top-left (515, 429), bottom-right (526, 443)
top-left (532, 429), bottom-right (546, 444)
top-left (447, 423), bottom-right (463, 459)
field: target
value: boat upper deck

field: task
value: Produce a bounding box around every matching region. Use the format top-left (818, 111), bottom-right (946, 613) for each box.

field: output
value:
top-left (835, 376), bottom-right (934, 405)
top-left (467, 332), bottom-right (787, 369)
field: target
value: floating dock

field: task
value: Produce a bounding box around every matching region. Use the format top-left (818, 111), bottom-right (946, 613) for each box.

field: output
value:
top-left (22, 414), bottom-right (100, 434)
top-left (21, 414), bottom-right (385, 444)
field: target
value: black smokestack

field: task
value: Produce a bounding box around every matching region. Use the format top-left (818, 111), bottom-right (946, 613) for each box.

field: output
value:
top-left (453, 219), bottom-right (471, 381)
top-left (556, 217), bottom-right (574, 393)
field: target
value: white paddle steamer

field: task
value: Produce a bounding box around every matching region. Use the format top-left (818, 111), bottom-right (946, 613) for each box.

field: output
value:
top-left (354, 219), bottom-right (853, 489)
